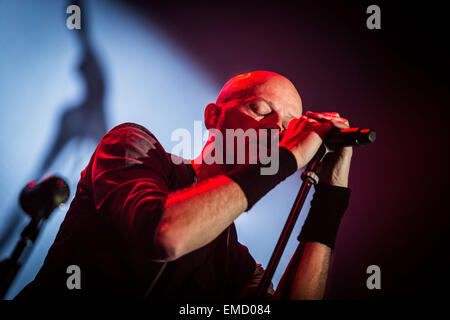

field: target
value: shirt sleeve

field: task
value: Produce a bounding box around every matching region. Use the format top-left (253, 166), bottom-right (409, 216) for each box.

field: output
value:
top-left (89, 124), bottom-right (172, 256)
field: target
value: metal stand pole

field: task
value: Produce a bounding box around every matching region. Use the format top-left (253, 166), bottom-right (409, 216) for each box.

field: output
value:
top-left (255, 143), bottom-right (333, 299)
top-left (0, 176), bottom-right (69, 298)
top-left (0, 210), bottom-right (48, 298)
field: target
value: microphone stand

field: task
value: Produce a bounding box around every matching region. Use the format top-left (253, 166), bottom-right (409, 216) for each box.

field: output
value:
top-left (255, 142), bottom-right (334, 299)
top-left (0, 208), bottom-right (51, 299)
top-left (0, 176), bottom-right (69, 299)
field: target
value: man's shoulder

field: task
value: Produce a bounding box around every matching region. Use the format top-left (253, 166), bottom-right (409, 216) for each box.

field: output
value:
top-left (85, 122), bottom-right (175, 173)
top-left (101, 122), bottom-right (163, 151)
top-left (100, 122), bottom-right (193, 169)
top-left (107, 122), bottom-right (158, 140)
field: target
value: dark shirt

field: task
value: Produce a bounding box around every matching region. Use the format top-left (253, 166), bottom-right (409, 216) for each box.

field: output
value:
top-left (16, 123), bottom-right (257, 299)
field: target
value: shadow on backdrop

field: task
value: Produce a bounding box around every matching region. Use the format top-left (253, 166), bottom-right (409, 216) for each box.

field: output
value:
top-left (0, 0), bottom-right (107, 257)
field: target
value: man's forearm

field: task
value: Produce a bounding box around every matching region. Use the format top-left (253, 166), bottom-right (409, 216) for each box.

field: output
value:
top-left (154, 175), bottom-right (247, 261)
top-left (274, 241), bottom-right (331, 299)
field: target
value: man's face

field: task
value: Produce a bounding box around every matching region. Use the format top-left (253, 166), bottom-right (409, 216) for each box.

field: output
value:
top-left (217, 74), bottom-right (303, 135)
top-left (204, 72), bottom-right (302, 167)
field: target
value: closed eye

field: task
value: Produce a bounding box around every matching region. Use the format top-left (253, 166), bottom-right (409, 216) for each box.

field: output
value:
top-left (249, 102), bottom-right (272, 117)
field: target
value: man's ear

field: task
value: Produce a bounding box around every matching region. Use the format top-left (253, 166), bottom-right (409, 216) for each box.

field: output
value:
top-left (204, 103), bottom-right (222, 129)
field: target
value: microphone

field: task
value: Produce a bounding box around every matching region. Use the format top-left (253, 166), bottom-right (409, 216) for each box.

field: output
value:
top-left (19, 176), bottom-right (70, 219)
top-left (324, 127), bottom-right (376, 146)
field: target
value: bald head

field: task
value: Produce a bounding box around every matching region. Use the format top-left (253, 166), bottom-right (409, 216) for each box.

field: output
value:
top-left (217, 71), bottom-right (300, 106)
top-left (206, 71), bottom-right (302, 132)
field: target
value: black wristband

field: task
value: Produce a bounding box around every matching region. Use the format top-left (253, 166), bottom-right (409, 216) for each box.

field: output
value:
top-left (225, 147), bottom-right (298, 211)
top-left (298, 183), bottom-right (351, 249)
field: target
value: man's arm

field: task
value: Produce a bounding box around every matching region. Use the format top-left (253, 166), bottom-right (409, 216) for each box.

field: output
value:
top-left (153, 118), bottom-right (324, 262)
top-left (273, 111), bottom-right (352, 300)
top-left (274, 241), bottom-right (330, 299)
top-left (89, 124), bottom-right (248, 262)
top-left (155, 113), bottom-right (351, 264)
top-left (272, 183), bottom-right (350, 300)
top-left (154, 175), bottom-right (247, 261)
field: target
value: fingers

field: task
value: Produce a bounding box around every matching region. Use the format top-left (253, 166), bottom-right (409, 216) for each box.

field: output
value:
top-left (306, 111), bottom-right (340, 117)
top-left (330, 118), bottom-right (349, 129)
top-left (300, 116), bottom-right (333, 139)
top-left (305, 111), bottom-right (350, 128)
top-left (283, 111), bottom-right (349, 142)
top-left (287, 115), bottom-right (308, 130)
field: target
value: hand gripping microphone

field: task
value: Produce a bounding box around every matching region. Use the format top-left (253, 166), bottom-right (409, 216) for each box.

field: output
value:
top-left (256, 126), bottom-right (375, 298)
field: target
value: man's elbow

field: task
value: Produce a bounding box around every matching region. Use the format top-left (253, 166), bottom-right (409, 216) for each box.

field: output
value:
top-left (153, 223), bottom-right (184, 262)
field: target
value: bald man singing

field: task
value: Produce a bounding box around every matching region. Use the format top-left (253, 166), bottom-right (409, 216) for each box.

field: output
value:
top-left (16, 71), bottom-right (352, 300)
